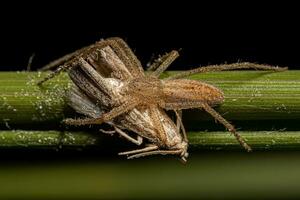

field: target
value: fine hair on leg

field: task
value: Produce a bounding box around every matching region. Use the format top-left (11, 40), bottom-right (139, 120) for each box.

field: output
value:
top-left (108, 37), bottom-right (143, 71)
top-left (106, 37), bottom-right (144, 77)
top-left (164, 101), bottom-right (252, 152)
top-left (166, 62), bottom-right (288, 80)
top-left (39, 50), bottom-right (82, 71)
top-left (148, 50), bottom-right (179, 77)
top-left (37, 40), bottom-right (108, 85)
top-left (200, 103), bottom-right (252, 152)
top-left (37, 37), bottom-right (140, 85)
top-left (37, 64), bottom-right (70, 85)
top-left (39, 39), bottom-right (109, 71)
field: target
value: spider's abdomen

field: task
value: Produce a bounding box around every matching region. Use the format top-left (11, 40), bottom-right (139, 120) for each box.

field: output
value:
top-left (162, 79), bottom-right (224, 106)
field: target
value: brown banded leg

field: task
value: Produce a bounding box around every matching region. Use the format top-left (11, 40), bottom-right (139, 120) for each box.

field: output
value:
top-left (147, 50), bottom-right (179, 77)
top-left (64, 99), bottom-right (140, 126)
top-left (174, 110), bottom-right (187, 142)
top-left (166, 62), bottom-right (288, 80)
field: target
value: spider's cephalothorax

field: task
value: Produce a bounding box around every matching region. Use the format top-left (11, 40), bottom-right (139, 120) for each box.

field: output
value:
top-left (38, 37), bottom-right (287, 160)
top-left (124, 76), bottom-right (165, 106)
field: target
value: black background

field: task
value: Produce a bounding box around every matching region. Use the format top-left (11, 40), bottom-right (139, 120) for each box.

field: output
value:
top-left (1, 6), bottom-right (300, 200)
top-left (0, 2), bottom-right (299, 162)
top-left (1, 2), bottom-right (300, 71)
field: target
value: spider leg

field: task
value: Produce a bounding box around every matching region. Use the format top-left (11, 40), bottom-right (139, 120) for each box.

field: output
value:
top-left (147, 50), bottom-right (179, 77)
top-left (147, 50), bottom-right (178, 71)
top-left (201, 103), bottom-right (252, 152)
top-left (166, 62), bottom-right (288, 80)
top-left (37, 64), bottom-right (70, 85)
top-left (27, 53), bottom-right (35, 71)
top-left (37, 40), bottom-right (112, 85)
top-left (64, 99), bottom-right (140, 126)
top-left (164, 101), bottom-right (252, 152)
top-left (108, 37), bottom-right (144, 75)
top-left (38, 37), bottom-right (143, 85)
top-left (39, 49), bottom-right (85, 72)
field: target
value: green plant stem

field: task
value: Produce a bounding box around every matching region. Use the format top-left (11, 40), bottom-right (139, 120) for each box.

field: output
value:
top-left (0, 71), bottom-right (299, 148)
top-left (0, 130), bottom-right (300, 150)
top-left (0, 130), bottom-right (97, 147)
top-left (0, 71), bottom-right (299, 199)
top-left (0, 72), bottom-right (72, 128)
top-left (0, 71), bottom-right (299, 128)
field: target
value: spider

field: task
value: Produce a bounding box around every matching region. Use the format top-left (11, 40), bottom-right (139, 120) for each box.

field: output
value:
top-left (38, 37), bottom-right (286, 161)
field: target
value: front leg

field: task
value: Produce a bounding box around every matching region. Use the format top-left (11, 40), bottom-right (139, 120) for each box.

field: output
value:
top-left (37, 40), bottom-right (110, 85)
top-left (37, 37), bottom-right (138, 85)
top-left (39, 39), bottom-right (116, 72)
top-left (37, 63), bottom-right (72, 85)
